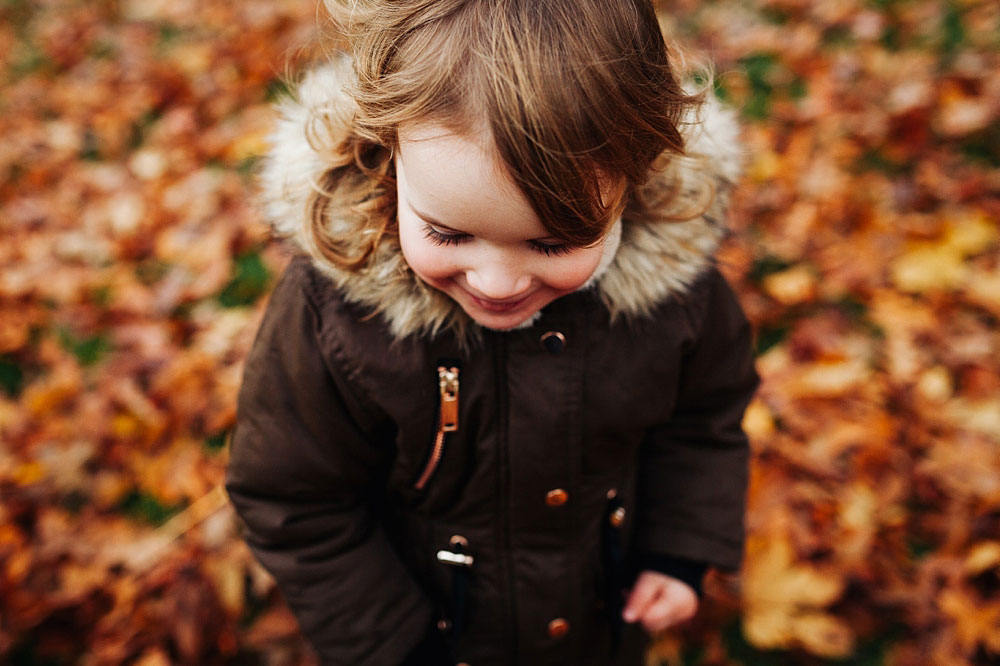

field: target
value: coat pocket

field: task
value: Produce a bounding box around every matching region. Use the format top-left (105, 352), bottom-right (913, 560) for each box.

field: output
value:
top-left (413, 365), bottom-right (460, 490)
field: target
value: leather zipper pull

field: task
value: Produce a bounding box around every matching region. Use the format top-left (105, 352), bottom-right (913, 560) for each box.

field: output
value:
top-left (439, 366), bottom-right (459, 432)
top-left (413, 366), bottom-right (459, 490)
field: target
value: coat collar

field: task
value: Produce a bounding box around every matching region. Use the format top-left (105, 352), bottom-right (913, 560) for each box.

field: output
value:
top-left (258, 59), bottom-right (744, 340)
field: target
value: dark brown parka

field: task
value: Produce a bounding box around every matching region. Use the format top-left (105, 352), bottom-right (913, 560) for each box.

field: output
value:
top-left (225, 63), bottom-right (759, 666)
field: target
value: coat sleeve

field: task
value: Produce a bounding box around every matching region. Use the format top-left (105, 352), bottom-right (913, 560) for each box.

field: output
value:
top-left (225, 261), bottom-right (434, 666)
top-left (632, 267), bottom-right (759, 572)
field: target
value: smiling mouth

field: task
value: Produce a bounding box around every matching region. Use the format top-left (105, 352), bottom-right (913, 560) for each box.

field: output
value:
top-left (467, 292), bottom-right (533, 313)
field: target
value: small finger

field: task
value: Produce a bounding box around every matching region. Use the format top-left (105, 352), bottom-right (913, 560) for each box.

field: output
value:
top-left (622, 575), bottom-right (662, 623)
top-left (640, 587), bottom-right (698, 632)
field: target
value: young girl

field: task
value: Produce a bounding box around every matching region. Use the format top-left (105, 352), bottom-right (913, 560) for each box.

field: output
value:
top-left (226, 1), bottom-right (758, 665)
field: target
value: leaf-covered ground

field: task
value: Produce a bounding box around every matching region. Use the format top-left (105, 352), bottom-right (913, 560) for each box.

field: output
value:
top-left (1, 0), bottom-right (998, 664)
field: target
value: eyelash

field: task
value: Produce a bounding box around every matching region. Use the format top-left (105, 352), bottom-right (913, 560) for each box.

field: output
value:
top-left (422, 224), bottom-right (573, 257)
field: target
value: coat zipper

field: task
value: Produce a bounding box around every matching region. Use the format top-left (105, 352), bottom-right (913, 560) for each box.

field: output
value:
top-left (413, 365), bottom-right (459, 490)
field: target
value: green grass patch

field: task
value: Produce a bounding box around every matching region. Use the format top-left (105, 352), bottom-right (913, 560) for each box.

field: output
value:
top-left (957, 122), bottom-right (1000, 167)
top-left (264, 76), bottom-right (293, 103)
top-left (939, 2), bottom-right (965, 56)
top-left (739, 52), bottom-right (779, 120)
top-left (128, 109), bottom-right (162, 150)
top-left (117, 489), bottom-right (186, 526)
top-left (755, 323), bottom-right (790, 357)
top-left (854, 148), bottom-right (911, 175)
top-left (89, 39), bottom-right (116, 60)
top-left (134, 258), bottom-right (171, 286)
top-left (57, 328), bottom-right (111, 366)
top-left (7, 42), bottom-right (50, 80)
top-left (204, 429), bottom-right (230, 453)
top-left (78, 128), bottom-right (102, 162)
top-left (747, 255), bottom-right (794, 284)
top-left (90, 285), bottom-right (113, 308)
top-left (218, 249), bottom-right (271, 308)
top-left (155, 23), bottom-right (184, 51)
top-left (235, 155), bottom-right (261, 179)
top-left (822, 25), bottom-right (855, 46)
top-left (0, 356), bottom-right (25, 397)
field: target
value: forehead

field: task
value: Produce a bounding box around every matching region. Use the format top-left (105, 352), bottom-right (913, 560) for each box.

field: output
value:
top-left (396, 123), bottom-right (549, 241)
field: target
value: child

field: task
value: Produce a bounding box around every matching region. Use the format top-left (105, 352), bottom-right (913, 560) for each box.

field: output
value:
top-left (225, 1), bottom-right (758, 664)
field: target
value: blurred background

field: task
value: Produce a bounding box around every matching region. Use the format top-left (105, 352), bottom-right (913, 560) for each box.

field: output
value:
top-left (1, 0), bottom-right (997, 664)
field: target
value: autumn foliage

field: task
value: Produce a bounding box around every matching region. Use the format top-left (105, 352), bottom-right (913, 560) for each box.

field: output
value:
top-left (1, 0), bottom-right (998, 664)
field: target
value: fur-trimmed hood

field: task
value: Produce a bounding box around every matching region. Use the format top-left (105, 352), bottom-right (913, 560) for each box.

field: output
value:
top-left (258, 58), bottom-right (744, 340)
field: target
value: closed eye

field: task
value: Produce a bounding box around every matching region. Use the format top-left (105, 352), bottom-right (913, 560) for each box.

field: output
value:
top-left (423, 222), bottom-right (574, 256)
top-left (423, 223), bottom-right (471, 246)
top-left (529, 241), bottom-right (573, 257)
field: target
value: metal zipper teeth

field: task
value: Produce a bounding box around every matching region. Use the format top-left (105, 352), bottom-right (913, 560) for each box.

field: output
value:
top-left (413, 366), bottom-right (459, 491)
top-left (413, 428), bottom-right (444, 490)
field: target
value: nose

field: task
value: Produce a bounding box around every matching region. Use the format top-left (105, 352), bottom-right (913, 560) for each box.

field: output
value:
top-left (465, 258), bottom-right (533, 301)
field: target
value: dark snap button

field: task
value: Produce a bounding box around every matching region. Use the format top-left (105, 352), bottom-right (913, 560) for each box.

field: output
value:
top-left (540, 331), bottom-right (566, 353)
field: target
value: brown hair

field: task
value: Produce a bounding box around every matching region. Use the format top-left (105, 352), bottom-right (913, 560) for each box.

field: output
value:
top-left (308, 0), bottom-right (713, 271)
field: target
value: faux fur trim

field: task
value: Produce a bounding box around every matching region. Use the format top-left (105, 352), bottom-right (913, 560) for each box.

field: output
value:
top-left (258, 58), bottom-right (744, 340)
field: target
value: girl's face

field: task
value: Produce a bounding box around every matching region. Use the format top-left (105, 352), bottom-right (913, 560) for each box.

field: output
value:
top-left (395, 123), bottom-right (618, 330)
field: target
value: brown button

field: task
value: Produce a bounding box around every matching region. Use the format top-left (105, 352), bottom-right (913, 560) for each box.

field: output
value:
top-left (548, 618), bottom-right (570, 638)
top-left (609, 506), bottom-right (626, 527)
top-left (540, 331), bottom-right (566, 353)
top-left (545, 488), bottom-right (569, 506)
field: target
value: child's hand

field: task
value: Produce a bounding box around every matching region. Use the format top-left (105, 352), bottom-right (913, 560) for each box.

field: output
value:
top-left (621, 571), bottom-right (698, 633)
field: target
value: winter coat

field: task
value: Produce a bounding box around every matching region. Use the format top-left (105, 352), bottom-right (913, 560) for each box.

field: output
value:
top-left (225, 62), bottom-right (759, 666)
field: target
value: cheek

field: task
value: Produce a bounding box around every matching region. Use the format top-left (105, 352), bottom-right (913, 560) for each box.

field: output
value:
top-left (540, 249), bottom-right (606, 292)
top-left (398, 215), bottom-right (457, 283)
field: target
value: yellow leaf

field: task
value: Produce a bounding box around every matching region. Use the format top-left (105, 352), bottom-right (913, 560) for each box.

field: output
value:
top-left (965, 542), bottom-right (1000, 575)
top-left (748, 150), bottom-right (780, 182)
top-left (967, 266), bottom-right (1000, 314)
top-left (939, 587), bottom-right (1000, 653)
top-left (944, 211), bottom-right (998, 256)
top-left (5, 549), bottom-right (31, 584)
top-left (743, 531), bottom-right (847, 653)
top-left (763, 265), bottom-right (816, 306)
top-left (788, 358), bottom-right (872, 398)
top-left (916, 366), bottom-right (953, 402)
top-left (791, 612), bottom-right (855, 658)
top-left (743, 606), bottom-right (794, 650)
top-left (206, 557), bottom-right (245, 616)
top-left (12, 461), bottom-right (45, 485)
top-left (133, 648), bottom-right (171, 666)
top-left (743, 399), bottom-right (776, 441)
top-left (225, 129), bottom-right (269, 163)
top-left (890, 243), bottom-right (967, 293)
top-left (946, 397), bottom-right (1000, 440)
top-left (111, 412), bottom-right (142, 439)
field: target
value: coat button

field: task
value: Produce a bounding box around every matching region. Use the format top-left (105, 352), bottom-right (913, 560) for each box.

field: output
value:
top-left (545, 488), bottom-right (569, 506)
top-left (609, 506), bottom-right (626, 528)
top-left (540, 331), bottom-right (566, 353)
top-left (548, 618), bottom-right (570, 638)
